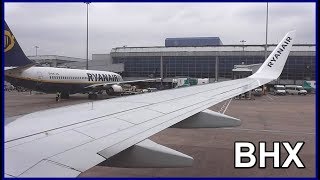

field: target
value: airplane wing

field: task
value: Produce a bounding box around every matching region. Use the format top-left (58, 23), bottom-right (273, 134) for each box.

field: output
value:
top-left (5, 31), bottom-right (295, 177)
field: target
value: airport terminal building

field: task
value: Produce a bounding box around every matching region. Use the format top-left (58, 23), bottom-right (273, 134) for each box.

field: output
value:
top-left (108, 42), bottom-right (315, 85)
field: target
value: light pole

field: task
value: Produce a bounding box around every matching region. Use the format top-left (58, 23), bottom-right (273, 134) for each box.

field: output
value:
top-left (85, 2), bottom-right (90, 70)
top-left (240, 40), bottom-right (246, 63)
top-left (34, 46), bottom-right (39, 56)
top-left (265, 2), bottom-right (269, 60)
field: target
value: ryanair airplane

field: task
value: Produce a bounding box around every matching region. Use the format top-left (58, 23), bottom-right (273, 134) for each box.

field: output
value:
top-left (4, 22), bottom-right (158, 99)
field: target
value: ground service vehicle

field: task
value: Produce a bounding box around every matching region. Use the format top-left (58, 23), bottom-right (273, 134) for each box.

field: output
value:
top-left (285, 85), bottom-right (307, 95)
top-left (273, 85), bottom-right (286, 95)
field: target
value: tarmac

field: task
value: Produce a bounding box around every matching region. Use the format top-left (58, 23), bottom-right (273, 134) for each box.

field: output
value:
top-left (4, 91), bottom-right (316, 177)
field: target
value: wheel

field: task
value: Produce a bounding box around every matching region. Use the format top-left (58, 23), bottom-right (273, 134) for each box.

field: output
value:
top-left (106, 88), bottom-right (114, 95)
top-left (60, 92), bottom-right (70, 99)
top-left (88, 93), bottom-right (98, 99)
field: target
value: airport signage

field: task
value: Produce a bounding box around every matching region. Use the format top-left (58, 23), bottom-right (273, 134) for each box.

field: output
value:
top-left (234, 141), bottom-right (305, 168)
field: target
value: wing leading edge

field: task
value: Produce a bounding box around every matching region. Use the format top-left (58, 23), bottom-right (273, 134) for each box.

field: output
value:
top-left (5, 31), bottom-right (295, 177)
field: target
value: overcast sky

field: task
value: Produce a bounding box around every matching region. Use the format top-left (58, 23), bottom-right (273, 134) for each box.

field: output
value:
top-left (5, 3), bottom-right (315, 59)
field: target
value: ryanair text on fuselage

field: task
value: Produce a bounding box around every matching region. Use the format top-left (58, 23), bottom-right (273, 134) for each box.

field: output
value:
top-left (268, 36), bottom-right (292, 68)
top-left (87, 73), bottom-right (121, 82)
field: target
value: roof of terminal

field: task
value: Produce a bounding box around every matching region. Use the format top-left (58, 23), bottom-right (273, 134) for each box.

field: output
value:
top-left (111, 44), bottom-right (315, 53)
top-left (28, 55), bottom-right (89, 62)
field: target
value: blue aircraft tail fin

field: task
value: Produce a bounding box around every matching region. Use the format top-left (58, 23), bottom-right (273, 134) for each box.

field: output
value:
top-left (5, 21), bottom-right (34, 67)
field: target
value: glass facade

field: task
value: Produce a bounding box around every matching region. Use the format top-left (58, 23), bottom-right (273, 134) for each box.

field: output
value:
top-left (113, 55), bottom-right (315, 81)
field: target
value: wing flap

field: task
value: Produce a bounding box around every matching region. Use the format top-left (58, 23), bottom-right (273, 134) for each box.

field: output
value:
top-left (74, 117), bottom-right (133, 139)
top-left (172, 109), bottom-right (241, 128)
top-left (99, 139), bottom-right (193, 168)
top-left (19, 160), bottom-right (81, 177)
top-left (5, 130), bottom-right (93, 176)
top-left (5, 101), bottom-right (149, 142)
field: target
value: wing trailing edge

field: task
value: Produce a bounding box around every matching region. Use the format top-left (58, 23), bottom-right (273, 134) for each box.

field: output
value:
top-left (171, 109), bottom-right (241, 128)
top-left (98, 139), bottom-right (193, 168)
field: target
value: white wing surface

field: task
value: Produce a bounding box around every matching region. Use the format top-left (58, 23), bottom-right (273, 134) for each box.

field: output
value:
top-left (5, 31), bottom-right (295, 177)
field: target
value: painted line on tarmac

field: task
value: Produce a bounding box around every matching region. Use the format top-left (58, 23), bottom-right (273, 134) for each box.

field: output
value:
top-left (262, 98), bottom-right (272, 102)
top-left (218, 100), bottom-right (228, 113)
top-left (223, 98), bottom-right (233, 114)
top-left (266, 95), bottom-right (274, 100)
top-left (221, 127), bottom-right (315, 135)
top-left (269, 94), bottom-right (280, 99)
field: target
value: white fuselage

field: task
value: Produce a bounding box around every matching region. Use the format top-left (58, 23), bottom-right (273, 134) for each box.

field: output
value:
top-left (5, 66), bottom-right (123, 94)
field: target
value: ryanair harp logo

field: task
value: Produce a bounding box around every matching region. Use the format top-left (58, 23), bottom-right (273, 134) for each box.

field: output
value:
top-left (5, 30), bottom-right (15, 52)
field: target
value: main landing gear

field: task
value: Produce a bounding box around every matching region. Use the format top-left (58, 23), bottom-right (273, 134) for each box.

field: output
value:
top-left (88, 93), bottom-right (98, 99)
top-left (56, 91), bottom-right (70, 101)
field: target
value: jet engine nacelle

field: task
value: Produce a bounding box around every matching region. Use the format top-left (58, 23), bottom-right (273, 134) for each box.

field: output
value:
top-left (106, 84), bottom-right (123, 95)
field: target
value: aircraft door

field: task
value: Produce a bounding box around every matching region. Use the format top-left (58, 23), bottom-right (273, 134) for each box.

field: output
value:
top-left (37, 71), bottom-right (43, 80)
top-left (35, 71), bottom-right (44, 90)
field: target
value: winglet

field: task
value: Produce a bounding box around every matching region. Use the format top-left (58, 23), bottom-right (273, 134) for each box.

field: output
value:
top-left (249, 30), bottom-right (296, 80)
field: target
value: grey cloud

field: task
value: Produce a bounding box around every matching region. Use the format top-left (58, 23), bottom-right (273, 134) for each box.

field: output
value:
top-left (5, 2), bottom-right (315, 59)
